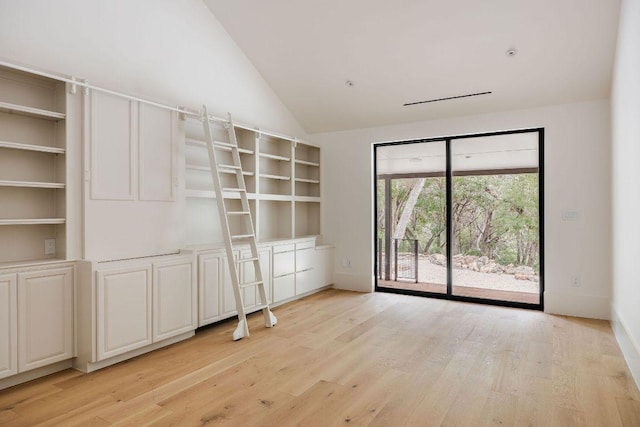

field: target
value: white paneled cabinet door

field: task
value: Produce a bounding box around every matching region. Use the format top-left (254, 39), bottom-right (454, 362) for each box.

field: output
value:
top-left (153, 259), bottom-right (196, 342)
top-left (0, 274), bottom-right (17, 379)
top-left (90, 90), bottom-right (136, 200)
top-left (199, 253), bottom-right (224, 326)
top-left (97, 266), bottom-right (152, 361)
top-left (139, 103), bottom-right (175, 201)
top-left (17, 267), bottom-right (73, 372)
top-left (240, 248), bottom-right (271, 309)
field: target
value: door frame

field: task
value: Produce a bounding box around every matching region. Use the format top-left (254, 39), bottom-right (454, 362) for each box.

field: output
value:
top-left (373, 128), bottom-right (545, 311)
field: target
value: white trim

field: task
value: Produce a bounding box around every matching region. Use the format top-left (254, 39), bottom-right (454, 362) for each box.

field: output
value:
top-left (611, 307), bottom-right (640, 389)
top-left (333, 272), bottom-right (373, 292)
top-left (543, 291), bottom-right (610, 320)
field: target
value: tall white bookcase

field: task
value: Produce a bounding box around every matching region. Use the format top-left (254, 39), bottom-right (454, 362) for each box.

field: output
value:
top-left (0, 65), bottom-right (75, 265)
top-left (184, 117), bottom-right (321, 245)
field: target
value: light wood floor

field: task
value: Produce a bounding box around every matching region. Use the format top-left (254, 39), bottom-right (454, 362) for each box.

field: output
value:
top-left (1, 289), bottom-right (639, 426)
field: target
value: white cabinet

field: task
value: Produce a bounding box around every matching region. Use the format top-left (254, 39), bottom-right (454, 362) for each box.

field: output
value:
top-left (240, 247), bottom-right (271, 309)
top-left (198, 247), bottom-right (271, 327)
top-left (272, 243), bottom-right (296, 303)
top-left (198, 252), bottom-right (227, 326)
top-left (0, 274), bottom-right (17, 379)
top-left (0, 65), bottom-right (78, 265)
top-left (153, 259), bottom-right (196, 342)
top-left (184, 119), bottom-right (321, 245)
top-left (17, 266), bottom-right (74, 372)
top-left (96, 266), bottom-right (152, 361)
top-left (93, 255), bottom-right (196, 362)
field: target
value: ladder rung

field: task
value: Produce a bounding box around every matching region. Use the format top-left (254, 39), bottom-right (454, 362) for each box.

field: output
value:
top-left (231, 234), bottom-right (255, 240)
top-left (236, 257), bottom-right (259, 264)
top-left (239, 280), bottom-right (263, 289)
top-left (219, 164), bottom-right (241, 170)
top-left (214, 141), bottom-right (237, 149)
top-left (223, 187), bottom-right (246, 193)
top-left (227, 211), bottom-right (251, 216)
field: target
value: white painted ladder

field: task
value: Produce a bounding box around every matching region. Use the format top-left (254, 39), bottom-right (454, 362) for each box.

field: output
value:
top-left (201, 106), bottom-right (277, 340)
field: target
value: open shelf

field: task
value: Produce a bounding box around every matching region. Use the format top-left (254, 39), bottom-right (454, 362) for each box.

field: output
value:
top-left (0, 101), bottom-right (65, 121)
top-left (184, 121), bottom-right (320, 245)
top-left (0, 65), bottom-right (69, 263)
top-left (295, 159), bottom-right (320, 167)
top-left (294, 178), bottom-right (320, 184)
top-left (0, 180), bottom-right (65, 189)
top-left (259, 152), bottom-right (290, 162)
top-left (0, 218), bottom-right (65, 226)
top-left (260, 174), bottom-right (290, 181)
top-left (0, 140), bottom-right (65, 154)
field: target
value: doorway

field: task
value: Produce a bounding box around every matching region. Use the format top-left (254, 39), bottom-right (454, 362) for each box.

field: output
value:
top-left (374, 129), bottom-right (543, 309)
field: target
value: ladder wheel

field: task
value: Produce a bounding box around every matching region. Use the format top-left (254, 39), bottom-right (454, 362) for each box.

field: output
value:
top-left (265, 310), bottom-right (278, 328)
top-left (232, 319), bottom-right (248, 341)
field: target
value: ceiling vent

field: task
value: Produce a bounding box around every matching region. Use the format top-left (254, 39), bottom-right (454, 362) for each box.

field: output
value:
top-left (403, 91), bottom-right (492, 107)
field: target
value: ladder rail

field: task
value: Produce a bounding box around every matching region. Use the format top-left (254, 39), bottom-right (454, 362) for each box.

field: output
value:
top-left (227, 114), bottom-right (274, 329)
top-left (201, 107), bottom-right (277, 340)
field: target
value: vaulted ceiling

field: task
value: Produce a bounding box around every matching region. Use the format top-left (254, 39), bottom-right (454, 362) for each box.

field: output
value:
top-left (204, 0), bottom-right (620, 134)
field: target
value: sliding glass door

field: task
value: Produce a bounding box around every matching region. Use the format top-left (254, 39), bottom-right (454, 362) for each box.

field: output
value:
top-left (376, 141), bottom-right (447, 294)
top-left (374, 129), bottom-right (543, 309)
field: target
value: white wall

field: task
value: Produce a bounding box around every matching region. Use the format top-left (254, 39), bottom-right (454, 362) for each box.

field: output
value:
top-left (314, 100), bottom-right (612, 320)
top-left (0, 0), bottom-right (308, 259)
top-left (611, 0), bottom-right (640, 386)
top-left (0, 0), bottom-right (306, 137)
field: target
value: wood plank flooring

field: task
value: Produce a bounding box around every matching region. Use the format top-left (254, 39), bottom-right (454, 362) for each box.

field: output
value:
top-left (1, 289), bottom-right (639, 426)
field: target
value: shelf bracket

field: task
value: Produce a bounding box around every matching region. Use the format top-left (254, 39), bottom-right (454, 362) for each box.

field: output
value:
top-left (69, 77), bottom-right (77, 95)
top-left (177, 105), bottom-right (186, 121)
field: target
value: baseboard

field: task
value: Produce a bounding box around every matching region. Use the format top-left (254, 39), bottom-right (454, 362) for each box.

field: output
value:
top-left (543, 291), bottom-right (610, 320)
top-left (333, 272), bottom-right (373, 292)
top-left (0, 360), bottom-right (72, 391)
top-left (74, 331), bottom-right (194, 373)
top-left (611, 307), bottom-right (640, 389)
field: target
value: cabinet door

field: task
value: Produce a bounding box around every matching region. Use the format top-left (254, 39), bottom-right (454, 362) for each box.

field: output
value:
top-left (90, 90), bottom-right (137, 200)
top-left (18, 267), bottom-right (73, 372)
top-left (199, 254), bottom-right (225, 326)
top-left (139, 103), bottom-right (176, 201)
top-left (240, 248), bottom-right (271, 309)
top-left (0, 274), bottom-right (17, 379)
top-left (221, 253), bottom-right (238, 316)
top-left (153, 259), bottom-right (196, 342)
top-left (96, 266), bottom-right (152, 361)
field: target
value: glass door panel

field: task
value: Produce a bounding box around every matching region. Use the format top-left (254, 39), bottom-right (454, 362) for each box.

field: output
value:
top-left (450, 133), bottom-right (540, 304)
top-left (376, 141), bottom-right (447, 294)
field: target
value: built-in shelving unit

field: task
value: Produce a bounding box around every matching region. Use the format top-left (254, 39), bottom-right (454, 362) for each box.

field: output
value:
top-left (184, 116), bottom-right (321, 244)
top-left (0, 65), bottom-right (70, 265)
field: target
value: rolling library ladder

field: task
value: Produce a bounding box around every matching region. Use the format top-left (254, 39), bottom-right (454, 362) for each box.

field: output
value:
top-left (202, 107), bottom-right (277, 340)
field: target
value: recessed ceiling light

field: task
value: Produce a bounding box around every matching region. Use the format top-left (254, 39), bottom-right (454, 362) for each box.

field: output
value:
top-left (345, 80), bottom-right (355, 87)
top-left (506, 48), bottom-right (517, 57)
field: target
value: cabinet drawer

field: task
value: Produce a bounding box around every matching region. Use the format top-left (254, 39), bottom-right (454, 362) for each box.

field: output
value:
top-left (296, 248), bottom-right (314, 272)
top-left (273, 244), bottom-right (295, 254)
top-left (296, 269), bottom-right (317, 295)
top-left (273, 274), bottom-right (295, 302)
top-left (296, 240), bottom-right (315, 250)
top-left (273, 251), bottom-right (295, 277)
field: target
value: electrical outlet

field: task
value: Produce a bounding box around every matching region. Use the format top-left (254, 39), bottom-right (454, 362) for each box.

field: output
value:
top-left (44, 239), bottom-right (56, 255)
top-left (570, 276), bottom-right (580, 287)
